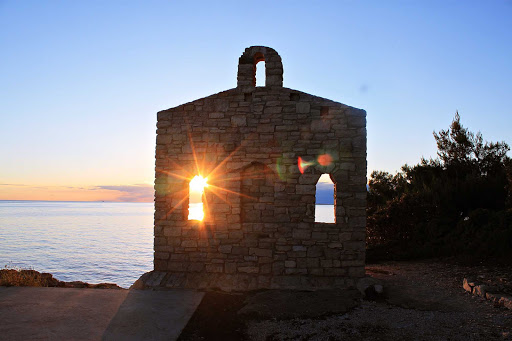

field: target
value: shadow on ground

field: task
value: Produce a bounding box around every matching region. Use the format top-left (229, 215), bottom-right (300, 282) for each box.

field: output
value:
top-left (102, 289), bottom-right (204, 341)
top-left (178, 289), bottom-right (361, 340)
top-left (179, 261), bottom-right (512, 341)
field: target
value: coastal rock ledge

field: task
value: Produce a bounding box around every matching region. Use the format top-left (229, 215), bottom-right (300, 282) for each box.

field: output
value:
top-left (0, 269), bottom-right (122, 289)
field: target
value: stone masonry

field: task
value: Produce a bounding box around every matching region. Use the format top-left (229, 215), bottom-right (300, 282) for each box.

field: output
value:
top-left (150, 46), bottom-right (367, 291)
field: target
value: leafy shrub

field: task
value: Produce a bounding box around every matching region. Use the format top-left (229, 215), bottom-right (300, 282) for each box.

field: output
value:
top-left (367, 113), bottom-right (512, 262)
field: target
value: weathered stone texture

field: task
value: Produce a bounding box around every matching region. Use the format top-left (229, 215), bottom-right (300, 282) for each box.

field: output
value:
top-left (152, 46), bottom-right (367, 290)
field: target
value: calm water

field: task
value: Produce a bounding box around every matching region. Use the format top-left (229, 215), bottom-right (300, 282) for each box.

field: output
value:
top-left (0, 201), bottom-right (154, 288)
top-left (0, 201), bottom-right (334, 288)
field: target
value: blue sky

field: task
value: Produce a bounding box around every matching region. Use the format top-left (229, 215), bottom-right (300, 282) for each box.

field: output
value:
top-left (1, 1), bottom-right (511, 201)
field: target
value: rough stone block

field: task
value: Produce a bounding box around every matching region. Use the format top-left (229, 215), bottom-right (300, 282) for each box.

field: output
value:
top-left (264, 107), bottom-right (282, 114)
top-left (285, 260), bottom-right (296, 268)
top-left (154, 252), bottom-right (169, 260)
top-left (218, 245), bottom-right (232, 254)
top-left (188, 263), bottom-right (204, 272)
top-left (231, 115), bottom-right (247, 126)
top-left (238, 266), bottom-right (259, 274)
top-left (312, 232), bottom-right (328, 240)
top-left (499, 295), bottom-right (512, 310)
top-left (485, 292), bottom-right (500, 303)
top-left (473, 285), bottom-right (487, 298)
top-left (311, 120), bottom-right (331, 132)
top-left (463, 278), bottom-right (474, 293)
top-left (296, 102), bottom-right (310, 113)
top-left (225, 262), bottom-right (237, 274)
top-left (205, 264), bottom-right (223, 273)
top-left (293, 230), bottom-right (311, 239)
top-left (181, 240), bottom-right (197, 248)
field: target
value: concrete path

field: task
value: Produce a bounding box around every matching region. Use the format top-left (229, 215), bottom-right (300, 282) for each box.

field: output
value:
top-left (0, 287), bottom-right (204, 341)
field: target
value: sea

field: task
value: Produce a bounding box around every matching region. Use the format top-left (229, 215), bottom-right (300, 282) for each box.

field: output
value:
top-left (0, 201), bottom-right (153, 288)
top-left (0, 200), bottom-right (335, 288)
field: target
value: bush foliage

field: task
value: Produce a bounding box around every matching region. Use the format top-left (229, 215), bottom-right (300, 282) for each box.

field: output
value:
top-left (367, 113), bottom-right (512, 262)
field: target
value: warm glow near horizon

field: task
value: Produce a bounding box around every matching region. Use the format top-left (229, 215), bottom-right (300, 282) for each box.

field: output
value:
top-left (0, 183), bottom-right (154, 202)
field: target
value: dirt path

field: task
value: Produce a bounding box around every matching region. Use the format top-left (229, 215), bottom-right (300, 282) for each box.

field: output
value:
top-left (180, 260), bottom-right (512, 341)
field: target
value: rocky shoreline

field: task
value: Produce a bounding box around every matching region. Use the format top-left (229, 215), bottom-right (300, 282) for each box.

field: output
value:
top-left (0, 269), bottom-right (123, 289)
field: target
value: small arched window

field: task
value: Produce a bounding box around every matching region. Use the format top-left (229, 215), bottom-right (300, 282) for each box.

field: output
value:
top-left (253, 51), bottom-right (265, 87)
top-left (255, 61), bottom-right (265, 86)
top-left (315, 174), bottom-right (335, 223)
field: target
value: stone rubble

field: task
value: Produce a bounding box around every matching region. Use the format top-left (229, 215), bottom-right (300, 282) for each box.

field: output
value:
top-left (463, 277), bottom-right (512, 310)
top-left (356, 276), bottom-right (384, 300)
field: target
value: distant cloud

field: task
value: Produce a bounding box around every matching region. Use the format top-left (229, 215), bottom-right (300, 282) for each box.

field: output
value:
top-left (0, 183), bottom-right (29, 186)
top-left (0, 183), bottom-right (50, 189)
top-left (95, 184), bottom-right (153, 202)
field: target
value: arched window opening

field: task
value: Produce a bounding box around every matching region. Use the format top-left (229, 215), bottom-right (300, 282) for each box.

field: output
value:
top-left (188, 175), bottom-right (208, 221)
top-left (315, 174), bottom-right (335, 223)
top-left (255, 61), bottom-right (266, 87)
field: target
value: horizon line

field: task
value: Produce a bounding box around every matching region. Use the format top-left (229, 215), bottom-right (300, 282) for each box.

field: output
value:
top-left (0, 199), bottom-right (154, 203)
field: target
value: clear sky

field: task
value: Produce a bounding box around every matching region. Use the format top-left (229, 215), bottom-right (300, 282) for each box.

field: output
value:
top-left (1, 1), bottom-right (511, 202)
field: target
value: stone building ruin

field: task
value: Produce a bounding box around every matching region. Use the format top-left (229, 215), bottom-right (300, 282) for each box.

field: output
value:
top-left (148, 46), bottom-right (367, 290)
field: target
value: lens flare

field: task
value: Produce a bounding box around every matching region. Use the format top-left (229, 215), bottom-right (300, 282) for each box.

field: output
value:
top-left (156, 126), bottom-right (269, 227)
top-left (317, 154), bottom-right (333, 166)
top-left (298, 157), bottom-right (314, 174)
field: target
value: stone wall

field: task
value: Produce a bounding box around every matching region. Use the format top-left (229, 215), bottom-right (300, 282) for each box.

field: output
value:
top-left (152, 46), bottom-right (367, 291)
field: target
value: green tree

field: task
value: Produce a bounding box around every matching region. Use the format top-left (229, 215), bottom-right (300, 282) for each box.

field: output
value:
top-left (367, 113), bottom-right (512, 261)
top-left (434, 112), bottom-right (510, 176)
top-left (367, 170), bottom-right (405, 214)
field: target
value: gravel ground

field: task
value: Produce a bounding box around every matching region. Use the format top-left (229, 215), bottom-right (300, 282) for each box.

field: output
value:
top-left (180, 260), bottom-right (512, 340)
top-left (247, 301), bottom-right (509, 341)
top-left (247, 260), bottom-right (512, 341)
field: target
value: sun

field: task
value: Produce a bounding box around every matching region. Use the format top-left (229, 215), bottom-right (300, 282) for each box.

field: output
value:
top-left (189, 175), bottom-right (208, 194)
